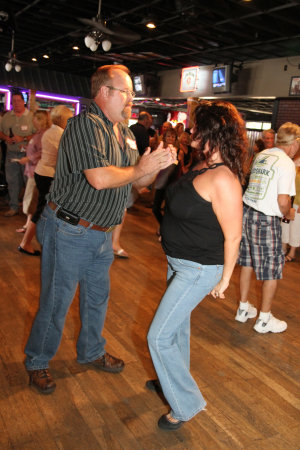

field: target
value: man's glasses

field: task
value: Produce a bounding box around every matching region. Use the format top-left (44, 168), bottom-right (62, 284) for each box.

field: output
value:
top-left (106, 86), bottom-right (136, 98)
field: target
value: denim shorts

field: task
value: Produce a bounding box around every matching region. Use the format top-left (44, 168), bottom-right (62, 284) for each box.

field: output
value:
top-left (238, 204), bottom-right (284, 280)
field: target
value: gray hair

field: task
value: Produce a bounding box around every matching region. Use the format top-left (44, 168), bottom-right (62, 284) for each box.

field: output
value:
top-left (276, 122), bottom-right (300, 146)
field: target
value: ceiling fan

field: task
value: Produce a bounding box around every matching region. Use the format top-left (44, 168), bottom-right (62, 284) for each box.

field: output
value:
top-left (78, 0), bottom-right (140, 52)
top-left (2, 29), bottom-right (37, 72)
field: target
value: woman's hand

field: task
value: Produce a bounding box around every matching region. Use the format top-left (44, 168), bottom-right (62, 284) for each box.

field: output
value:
top-left (18, 157), bottom-right (29, 165)
top-left (210, 278), bottom-right (229, 299)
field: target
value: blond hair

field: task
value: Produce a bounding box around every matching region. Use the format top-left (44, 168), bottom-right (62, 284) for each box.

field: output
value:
top-left (91, 65), bottom-right (130, 99)
top-left (50, 105), bottom-right (73, 127)
top-left (33, 110), bottom-right (51, 129)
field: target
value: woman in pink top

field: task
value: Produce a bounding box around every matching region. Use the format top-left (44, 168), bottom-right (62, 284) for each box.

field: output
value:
top-left (18, 105), bottom-right (73, 255)
top-left (16, 111), bottom-right (50, 233)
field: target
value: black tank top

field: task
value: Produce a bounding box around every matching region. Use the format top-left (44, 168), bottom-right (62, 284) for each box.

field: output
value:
top-left (161, 163), bottom-right (225, 265)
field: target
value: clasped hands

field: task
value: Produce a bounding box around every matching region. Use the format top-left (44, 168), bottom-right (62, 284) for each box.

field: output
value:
top-left (138, 142), bottom-right (178, 176)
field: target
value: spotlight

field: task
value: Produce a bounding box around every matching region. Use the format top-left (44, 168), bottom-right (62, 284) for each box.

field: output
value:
top-left (15, 64), bottom-right (21, 72)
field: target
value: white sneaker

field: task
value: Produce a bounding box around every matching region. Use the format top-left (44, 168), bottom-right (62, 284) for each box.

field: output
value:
top-left (254, 313), bottom-right (287, 333)
top-left (235, 303), bottom-right (257, 323)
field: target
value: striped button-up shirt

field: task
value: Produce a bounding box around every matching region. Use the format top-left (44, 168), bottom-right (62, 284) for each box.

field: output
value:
top-left (48, 102), bottom-right (139, 226)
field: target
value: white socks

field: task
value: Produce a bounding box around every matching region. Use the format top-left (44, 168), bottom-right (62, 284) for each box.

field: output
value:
top-left (258, 311), bottom-right (271, 322)
top-left (239, 301), bottom-right (249, 309)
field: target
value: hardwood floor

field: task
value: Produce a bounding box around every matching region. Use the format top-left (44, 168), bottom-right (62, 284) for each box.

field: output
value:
top-left (0, 195), bottom-right (299, 449)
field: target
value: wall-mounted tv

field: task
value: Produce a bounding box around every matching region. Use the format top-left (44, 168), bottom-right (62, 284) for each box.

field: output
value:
top-left (133, 74), bottom-right (146, 95)
top-left (212, 66), bottom-right (231, 93)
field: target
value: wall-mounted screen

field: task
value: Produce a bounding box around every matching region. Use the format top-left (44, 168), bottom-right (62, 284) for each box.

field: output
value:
top-left (133, 75), bottom-right (146, 95)
top-left (212, 66), bottom-right (231, 93)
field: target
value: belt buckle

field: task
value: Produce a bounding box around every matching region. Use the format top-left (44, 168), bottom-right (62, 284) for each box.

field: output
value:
top-left (106, 225), bottom-right (115, 233)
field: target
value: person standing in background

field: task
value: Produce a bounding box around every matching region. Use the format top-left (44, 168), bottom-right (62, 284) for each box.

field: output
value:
top-left (0, 91), bottom-right (35, 216)
top-left (16, 110), bottom-right (50, 234)
top-left (282, 151), bottom-right (300, 262)
top-left (261, 129), bottom-right (275, 149)
top-left (18, 105), bottom-right (73, 256)
top-left (236, 122), bottom-right (299, 333)
top-left (129, 111), bottom-right (153, 156)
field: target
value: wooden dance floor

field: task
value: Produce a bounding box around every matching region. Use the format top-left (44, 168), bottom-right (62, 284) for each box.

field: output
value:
top-left (0, 195), bottom-right (299, 449)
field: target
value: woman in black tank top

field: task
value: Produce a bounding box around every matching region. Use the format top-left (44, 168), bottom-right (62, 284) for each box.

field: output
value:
top-left (147, 100), bottom-right (248, 430)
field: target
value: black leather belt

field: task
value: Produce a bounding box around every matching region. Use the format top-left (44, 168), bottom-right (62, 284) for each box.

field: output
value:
top-left (48, 202), bottom-right (116, 232)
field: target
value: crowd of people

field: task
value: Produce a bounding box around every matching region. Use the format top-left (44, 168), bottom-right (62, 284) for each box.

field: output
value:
top-left (0, 65), bottom-right (299, 432)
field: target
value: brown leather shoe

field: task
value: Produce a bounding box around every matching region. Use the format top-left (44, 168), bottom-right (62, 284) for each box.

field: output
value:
top-left (28, 369), bottom-right (56, 394)
top-left (88, 352), bottom-right (124, 373)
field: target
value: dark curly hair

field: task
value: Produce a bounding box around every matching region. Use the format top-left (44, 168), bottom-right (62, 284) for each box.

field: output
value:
top-left (192, 100), bottom-right (248, 183)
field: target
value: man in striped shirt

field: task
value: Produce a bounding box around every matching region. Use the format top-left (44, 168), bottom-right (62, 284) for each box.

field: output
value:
top-left (24, 64), bottom-right (176, 394)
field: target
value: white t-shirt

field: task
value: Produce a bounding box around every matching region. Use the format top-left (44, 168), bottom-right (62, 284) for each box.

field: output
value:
top-left (243, 147), bottom-right (296, 217)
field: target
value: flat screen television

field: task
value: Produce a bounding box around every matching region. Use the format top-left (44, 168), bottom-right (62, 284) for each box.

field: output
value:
top-left (133, 74), bottom-right (146, 96)
top-left (212, 66), bottom-right (231, 93)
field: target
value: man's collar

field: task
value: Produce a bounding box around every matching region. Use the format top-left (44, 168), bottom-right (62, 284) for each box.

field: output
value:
top-left (11, 108), bottom-right (29, 117)
top-left (89, 101), bottom-right (113, 126)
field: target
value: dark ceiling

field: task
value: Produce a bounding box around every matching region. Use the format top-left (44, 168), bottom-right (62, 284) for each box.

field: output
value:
top-left (0, 0), bottom-right (300, 78)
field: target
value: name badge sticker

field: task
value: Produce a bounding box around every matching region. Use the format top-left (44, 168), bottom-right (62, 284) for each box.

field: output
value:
top-left (21, 125), bottom-right (28, 131)
top-left (126, 138), bottom-right (137, 150)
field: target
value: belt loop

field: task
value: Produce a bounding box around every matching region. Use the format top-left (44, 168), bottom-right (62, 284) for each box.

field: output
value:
top-left (48, 201), bottom-right (60, 213)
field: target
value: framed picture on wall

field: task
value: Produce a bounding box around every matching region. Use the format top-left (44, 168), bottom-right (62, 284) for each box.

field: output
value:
top-left (289, 77), bottom-right (300, 96)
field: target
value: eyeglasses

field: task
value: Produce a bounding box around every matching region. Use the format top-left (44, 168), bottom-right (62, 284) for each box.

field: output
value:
top-left (106, 86), bottom-right (136, 98)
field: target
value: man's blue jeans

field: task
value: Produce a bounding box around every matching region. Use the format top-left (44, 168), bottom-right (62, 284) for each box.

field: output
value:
top-left (25, 204), bottom-right (114, 370)
top-left (147, 256), bottom-right (223, 421)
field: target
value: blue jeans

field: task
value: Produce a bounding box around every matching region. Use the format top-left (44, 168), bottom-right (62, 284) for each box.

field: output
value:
top-left (147, 256), bottom-right (223, 421)
top-left (25, 204), bottom-right (114, 370)
top-left (5, 151), bottom-right (26, 211)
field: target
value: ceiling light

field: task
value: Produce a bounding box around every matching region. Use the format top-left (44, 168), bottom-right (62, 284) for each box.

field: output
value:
top-left (84, 35), bottom-right (95, 48)
top-left (5, 59), bottom-right (22, 72)
top-left (102, 39), bottom-right (111, 52)
top-left (5, 61), bottom-right (12, 72)
top-left (90, 42), bottom-right (98, 52)
top-left (43, 54), bottom-right (49, 59)
top-left (73, 46), bottom-right (79, 50)
top-left (84, 31), bottom-right (111, 52)
top-left (32, 57), bottom-right (37, 62)
top-left (146, 20), bottom-right (156, 29)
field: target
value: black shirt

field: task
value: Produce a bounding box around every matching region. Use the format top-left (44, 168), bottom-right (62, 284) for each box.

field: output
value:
top-left (129, 122), bottom-right (149, 155)
top-left (161, 164), bottom-right (225, 265)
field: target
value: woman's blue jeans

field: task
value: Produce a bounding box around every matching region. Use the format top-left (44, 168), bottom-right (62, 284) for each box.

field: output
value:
top-left (25, 204), bottom-right (114, 370)
top-left (147, 256), bottom-right (223, 421)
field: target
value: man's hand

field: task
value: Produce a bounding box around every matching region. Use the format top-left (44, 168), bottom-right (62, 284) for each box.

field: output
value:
top-left (6, 134), bottom-right (24, 145)
top-left (136, 146), bottom-right (177, 178)
top-left (284, 207), bottom-right (296, 221)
